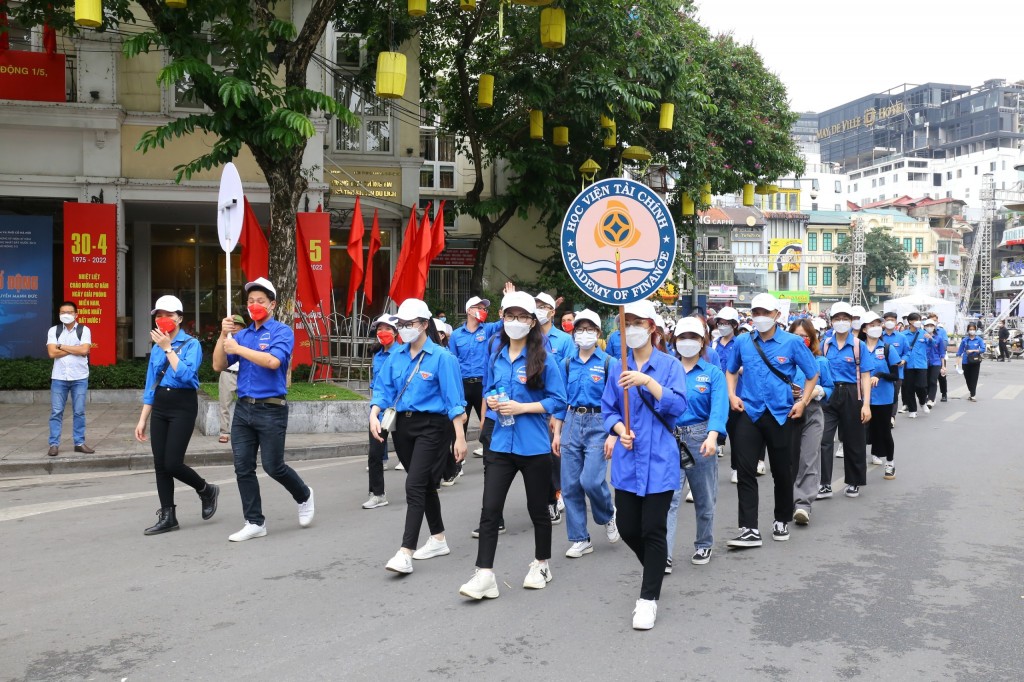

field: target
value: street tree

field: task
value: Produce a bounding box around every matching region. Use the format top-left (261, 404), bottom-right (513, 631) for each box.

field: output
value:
top-left (835, 225), bottom-right (912, 286)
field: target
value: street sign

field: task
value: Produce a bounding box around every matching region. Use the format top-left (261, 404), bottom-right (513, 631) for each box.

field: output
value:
top-left (217, 162), bottom-right (245, 321)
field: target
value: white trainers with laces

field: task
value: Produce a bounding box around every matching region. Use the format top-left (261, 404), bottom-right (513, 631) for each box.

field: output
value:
top-left (606, 511), bottom-right (621, 543)
top-left (685, 488), bottom-right (694, 503)
top-left (871, 455), bottom-right (884, 466)
top-left (730, 469), bottom-right (738, 484)
top-left (756, 460), bottom-right (767, 475)
top-left (922, 404), bottom-right (931, 414)
top-left (395, 462), bottom-right (405, 471)
top-left (413, 536), bottom-right (450, 560)
top-left (298, 487), bottom-right (315, 527)
top-left (632, 599), bottom-right (657, 630)
top-left (362, 493), bottom-right (388, 509)
top-left (228, 522), bottom-right (267, 542)
top-left (459, 569), bottom-right (499, 599)
top-left (385, 550), bottom-right (413, 574)
top-left (523, 560), bottom-right (552, 589)
top-left (556, 495), bottom-right (565, 513)
top-left (565, 540), bottom-right (594, 558)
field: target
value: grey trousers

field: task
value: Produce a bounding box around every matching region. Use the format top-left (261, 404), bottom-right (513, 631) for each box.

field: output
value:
top-left (791, 400), bottom-right (824, 512)
top-left (218, 370), bottom-right (238, 435)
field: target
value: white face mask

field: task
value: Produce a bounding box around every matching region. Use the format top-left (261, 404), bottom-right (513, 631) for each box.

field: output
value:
top-left (852, 318), bottom-right (861, 330)
top-left (625, 326), bottom-right (651, 349)
top-left (752, 316), bottom-right (776, 333)
top-left (968, 329), bottom-right (977, 336)
top-left (832, 320), bottom-right (852, 334)
top-left (867, 326), bottom-right (883, 339)
top-left (535, 311), bottom-right (551, 325)
top-left (925, 326), bottom-right (936, 334)
top-left (505, 320), bottom-right (532, 340)
top-left (884, 320), bottom-right (896, 330)
top-left (59, 313), bottom-right (75, 324)
top-left (676, 339), bottom-right (703, 358)
top-left (911, 320), bottom-right (922, 329)
top-left (717, 324), bottom-right (734, 336)
top-left (574, 330), bottom-right (598, 349)
top-left (398, 326), bottom-right (421, 344)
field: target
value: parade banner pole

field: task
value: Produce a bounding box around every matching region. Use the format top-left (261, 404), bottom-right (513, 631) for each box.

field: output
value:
top-left (217, 163), bottom-right (245, 336)
top-left (615, 248), bottom-right (630, 433)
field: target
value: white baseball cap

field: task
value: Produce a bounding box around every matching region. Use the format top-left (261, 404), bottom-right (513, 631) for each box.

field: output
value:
top-left (750, 293), bottom-right (780, 313)
top-left (465, 296), bottom-right (491, 312)
top-left (654, 314), bottom-right (668, 332)
top-left (623, 299), bottom-right (657, 321)
top-left (151, 295), bottom-right (184, 314)
top-left (370, 314), bottom-right (398, 331)
top-left (850, 305), bottom-right (866, 318)
top-left (812, 317), bottom-right (827, 331)
top-left (829, 302), bottom-right (854, 318)
top-left (534, 292), bottom-right (557, 309)
top-left (860, 311), bottom-right (881, 327)
top-left (674, 317), bottom-right (706, 337)
top-left (573, 309), bottom-right (602, 330)
top-left (433, 318), bottom-right (449, 333)
top-left (395, 298), bottom-right (432, 321)
top-left (715, 306), bottom-right (740, 323)
top-left (501, 291), bottom-right (536, 315)
top-left (244, 277), bottom-right (277, 300)
top-left (923, 318), bottom-right (937, 327)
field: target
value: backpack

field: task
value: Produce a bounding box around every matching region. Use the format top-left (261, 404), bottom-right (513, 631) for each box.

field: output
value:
top-left (563, 354), bottom-right (611, 386)
top-left (821, 336), bottom-right (861, 399)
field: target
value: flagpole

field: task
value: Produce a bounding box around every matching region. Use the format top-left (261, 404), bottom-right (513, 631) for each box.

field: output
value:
top-left (615, 248), bottom-right (630, 434)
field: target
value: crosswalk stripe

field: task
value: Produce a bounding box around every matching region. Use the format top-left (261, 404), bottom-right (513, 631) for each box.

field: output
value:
top-left (944, 411), bottom-right (966, 422)
top-left (992, 385), bottom-right (1024, 400)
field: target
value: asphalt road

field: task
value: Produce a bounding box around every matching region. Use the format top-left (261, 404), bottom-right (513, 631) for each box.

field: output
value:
top-left (2, 361), bottom-right (1023, 681)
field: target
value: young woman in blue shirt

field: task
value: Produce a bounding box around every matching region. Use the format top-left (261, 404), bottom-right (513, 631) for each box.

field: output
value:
top-left (459, 291), bottom-right (567, 601)
top-left (787, 319), bottom-right (833, 525)
top-left (134, 295), bottom-right (218, 535)
top-left (601, 299), bottom-right (688, 630)
top-left (860, 312), bottom-right (902, 480)
top-left (957, 323), bottom-right (986, 401)
top-left (364, 314), bottom-right (399, 510)
top-left (370, 298), bottom-right (468, 576)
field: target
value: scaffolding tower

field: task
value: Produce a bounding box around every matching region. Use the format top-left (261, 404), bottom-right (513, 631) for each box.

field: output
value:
top-left (848, 218), bottom-right (867, 308)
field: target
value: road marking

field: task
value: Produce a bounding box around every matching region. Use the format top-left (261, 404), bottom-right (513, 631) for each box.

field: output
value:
top-left (0, 458), bottom-right (360, 523)
top-left (944, 411), bottom-right (966, 422)
top-left (993, 385), bottom-right (1024, 400)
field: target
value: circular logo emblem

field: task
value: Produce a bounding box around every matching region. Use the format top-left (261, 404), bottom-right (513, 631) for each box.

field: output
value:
top-left (561, 178), bottom-right (676, 305)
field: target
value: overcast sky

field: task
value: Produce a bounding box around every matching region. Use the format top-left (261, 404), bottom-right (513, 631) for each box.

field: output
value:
top-left (693, 1), bottom-right (1022, 113)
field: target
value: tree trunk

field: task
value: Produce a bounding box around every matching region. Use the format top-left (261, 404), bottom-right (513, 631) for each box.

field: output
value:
top-left (472, 217), bottom-right (498, 293)
top-left (260, 154), bottom-right (307, 323)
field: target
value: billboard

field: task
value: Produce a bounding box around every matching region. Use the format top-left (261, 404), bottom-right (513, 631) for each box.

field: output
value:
top-left (0, 216), bottom-right (53, 359)
top-left (768, 238), bottom-right (802, 272)
top-left (64, 203), bottom-right (117, 365)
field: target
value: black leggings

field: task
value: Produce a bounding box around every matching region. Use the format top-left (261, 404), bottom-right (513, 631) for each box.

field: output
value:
top-left (901, 368), bottom-right (928, 412)
top-left (868, 403), bottom-right (894, 461)
top-left (150, 388), bottom-right (205, 508)
top-left (615, 489), bottom-right (673, 601)
top-left (963, 362), bottom-right (981, 397)
top-left (393, 412), bottom-right (451, 550)
top-left (476, 451), bottom-right (551, 568)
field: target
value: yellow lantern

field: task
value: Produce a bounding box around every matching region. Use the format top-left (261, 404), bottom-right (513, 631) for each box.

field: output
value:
top-left (659, 103), bottom-right (674, 131)
top-left (755, 184), bottom-right (769, 195)
top-left (512, 0), bottom-right (553, 5)
top-left (477, 74), bottom-right (494, 108)
top-left (579, 158), bottom-right (601, 185)
top-left (700, 183), bottom-right (712, 207)
top-left (553, 126), bottom-right (569, 147)
top-left (540, 8), bottom-right (566, 49)
top-left (166, 0), bottom-right (187, 7)
top-left (682, 195), bottom-right (695, 216)
top-left (621, 146), bottom-right (652, 162)
top-left (530, 110), bottom-right (544, 140)
top-left (75, 0), bottom-right (103, 27)
top-left (742, 183), bottom-right (755, 206)
top-left (375, 52), bottom-right (407, 99)
top-left (408, 0), bottom-right (427, 16)
top-left (600, 115), bottom-right (616, 149)
top-left (460, 0), bottom-right (476, 9)
top-left (768, 184), bottom-right (780, 194)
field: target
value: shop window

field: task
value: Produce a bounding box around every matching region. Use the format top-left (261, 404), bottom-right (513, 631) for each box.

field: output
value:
top-left (915, 238), bottom-right (924, 253)
top-left (172, 43), bottom-right (231, 111)
top-left (419, 115), bottom-right (456, 190)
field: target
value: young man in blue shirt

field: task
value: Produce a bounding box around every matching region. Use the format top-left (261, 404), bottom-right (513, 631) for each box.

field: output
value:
top-left (881, 311), bottom-right (905, 425)
top-left (726, 293), bottom-right (819, 548)
top-left (535, 292), bottom-right (573, 523)
top-left (924, 314), bottom-right (948, 405)
top-left (900, 312), bottom-right (930, 418)
top-left (214, 277), bottom-right (315, 542)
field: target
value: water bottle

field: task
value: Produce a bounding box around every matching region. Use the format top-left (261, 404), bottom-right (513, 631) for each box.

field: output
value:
top-left (497, 386), bottom-right (516, 427)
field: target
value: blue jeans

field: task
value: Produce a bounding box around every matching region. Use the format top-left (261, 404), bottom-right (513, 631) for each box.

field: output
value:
top-left (559, 410), bottom-right (614, 542)
top-left (231, 400), bottom-right (310, 525)
top-left (666, 424), bottom-right (718, 559)
top-left (49, 379), bottom-right (88, 446)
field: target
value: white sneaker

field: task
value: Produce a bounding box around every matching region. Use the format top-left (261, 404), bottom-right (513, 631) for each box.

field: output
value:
top-left (556, 495), bottom-right (565, 513)
top-left (922, 404), bottom-right (931, 414)
top-left (385, 550), bottom-right (413, 574)
top-left (835, 445), bottom-right (844, 459)
top-left (228, 522), bottom-right (267, 542)
top-left (898, 405), bottom-right (908, 414)
top-left (565, 540), bottom-right (594, 558)
top-left (523, 560), bottom-right (552, 589)
top-left (413, 536), bottom-right (450, 560)
top-left (632, 598), bottom-right (657, 630)
top-left (717, 445), bottom-right (725, 458)
top-left (298, 487), bottom-right (315, 527)
top-left (685, 488), bottom-right (694, 503)
top-left (926, 400), bottom-right (935, 408)
top-left (362, 493), bottom-right (389, 509)
top-left (908, 412), bottom-right (918, 419)
top-left (871, 455), bottom-right (884, 465)
top-left (459, 569), bottom-right (499, 599)
top-left (606, 511), bottom-right (621, 543)
top-left (382, 460), bottom-right (391, 471)
top-left (395, 462), bottom-right (405, 471)
top-left (756, 460), bottom-right (767, 475)
top-left (472, 447), bottom-right (484, 458)
top-left (730, 469), bottom-right (738, 484)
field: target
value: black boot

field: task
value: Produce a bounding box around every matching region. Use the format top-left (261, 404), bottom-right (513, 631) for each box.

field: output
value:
top-left (198, 483), bottom-right (220, 521)
top-left (144, 506), bottom-right (179, 535)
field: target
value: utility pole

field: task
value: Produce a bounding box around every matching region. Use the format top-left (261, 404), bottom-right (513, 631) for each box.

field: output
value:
top-left (978, 173), bottom-right (995, 325)
top-left (691, 213), bottom-right (699, 310)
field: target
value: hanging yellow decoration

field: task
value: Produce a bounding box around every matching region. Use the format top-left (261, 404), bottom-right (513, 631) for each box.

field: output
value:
top-left (682, 195), bottom-right (695, 216)
top-left (375, 52), bottom-right (407, 99)
top-left (659, 103), bottom-right (674, 131)
top-left (530, 110), bottom-right (544, 140)
top-left (511, 0), bottom-right (553, 5)
top-left (408, 0), bottom-right (427, 16)
top-left (600, 115), bottom-right (616, 149)
top-left (75, 0), bottom-right (103, 27)
top-left (553, 126), bottom-right (569, 147)
top-left (579, 158), bottom-right (601, 189)
top-left (700, 183), bottom-right (712, 206)
top-left (768, 184), bottom-right (780, 194)
top-left (460, 0), bottom-right (476, 9)
top-left (621, 146), bottom-right (652, 162)
top-left (755, 184), bottom-right (769, 195)
top-left (166, 0), bottom-right (187, 8)
top-left (742, 183), bottom-right (755, 206)
top-left (540, 8), bottom-right (566, 49)
top-left (477, 74), bottom-right (494, 108)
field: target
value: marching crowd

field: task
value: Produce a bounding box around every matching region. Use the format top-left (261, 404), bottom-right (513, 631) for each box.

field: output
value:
top-left (125, 276), bottom-right (987, 632)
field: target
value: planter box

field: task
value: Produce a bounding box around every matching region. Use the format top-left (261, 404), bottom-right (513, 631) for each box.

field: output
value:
top-left (0, 389), bottom-right (143, 404)
top-left (196, 393), bottom-right (372, 436)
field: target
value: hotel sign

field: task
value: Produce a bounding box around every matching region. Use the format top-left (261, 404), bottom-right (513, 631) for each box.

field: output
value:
top-left (818, 101), bottom-right (906, 140)
top-left (326, 167), bottom-right (400, 202)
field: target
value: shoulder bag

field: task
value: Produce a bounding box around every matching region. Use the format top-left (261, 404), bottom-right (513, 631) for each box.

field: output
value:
top-left (379, 352), bottom-right (425, 433)
top-left (636, 387), bottom-right (695, 470)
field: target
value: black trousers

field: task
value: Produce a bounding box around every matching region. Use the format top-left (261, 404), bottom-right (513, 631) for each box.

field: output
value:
top-left (938, 371), bottom-right (947, 397)
top-left (476, 451), bottom-right (552, 568)
top-left (963, 362), bottom-right (981, 396)
top-left (927, 365), bottom-right (942, 402)
top-left (998, 340), bottom-right (1009, 361)
top-left (478, 417), bottom-right (505, 528)
top-left (615, 489), bottom-right (673, 601)
top-left (820, 385), bottom-right (867, 487)
top-left (901, 368), bottom-right (929, 413)
top-left (462, 379), bottom-right (484, 428)
top-left (868, 403), bottom-right (894, 462)
top-left (393, 412), bottom-right (451, 550)
top-left (367, 429), bottom-right (393, 496)
top-left (891, 379), bottom-right (902, 417)
top-left (732, 411), bottom-right (793, 529)
top-left (150, 388), bottom-right (206, 509)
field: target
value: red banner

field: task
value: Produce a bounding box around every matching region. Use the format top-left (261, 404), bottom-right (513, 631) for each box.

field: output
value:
top-left (0, 50), bottom-right (65, 103)
top-left (63, 203), bottom-right (117, 365)
top-left (293, 212), bottom-right (332, 374)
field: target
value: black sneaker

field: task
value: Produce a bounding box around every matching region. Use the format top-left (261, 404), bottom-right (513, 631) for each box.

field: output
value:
top-left (884, 464), bottom-right (895, 480)
top-left (664, 557), bottom-right (673, 574)
top-left (471, 523), bottom-right (506, 538)
top-left (548, 504), bottom-right (562, 525)
top-left (940, 395), bottom-right (948, 402)
top-left (726, 528), bottom-right (762, 548)
top-left (816, 484), bottom-right (833, 499)
top-left (772, 521), bottom-right (790, 542)
top-left (691, 548), bottom-right (712, 565)
top-left (845, 485), bottom-right (860, 498)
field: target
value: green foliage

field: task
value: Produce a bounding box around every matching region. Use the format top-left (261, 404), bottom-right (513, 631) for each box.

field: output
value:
top-left (201, 380), bottom-right (364, 402)
top-left (835, 226), bottom-right (912, 286)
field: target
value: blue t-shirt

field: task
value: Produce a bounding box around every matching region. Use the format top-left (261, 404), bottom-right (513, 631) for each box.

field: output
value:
top-left (545, 326), bottom-right (575, 362)
top-left (484, 346), bottom-right (567, 456)
top-left (956, 336), bottom-right (986, 366)
top-left (605, 329), bottom-right (621, 359)
top-left (555, 347), bottom-right (611, 419)
top-left (370, 345), bottom-right (394, 396)
top-left (925, 327), bottom-right (947, 366)
top-left (865, 341), bottom-right (902, 405)
top-left (821, 336), bottom-right (872, 384)
top-left (881, 330), bottom-right (906, 379)
top-left (711, 335), bottom-right (738, 374)
top-left (727, 329), bottom-right (819, 425)
top-left (796, 355), bottom-right (834, 402)
top-left (228, 318), bottom-right (293, 399)
top-left (449, 321), bottom-right (501, 379)
top-left (901, 327), bottom-right (929, 369)
top-left (370, 338), bottom-right (466, 419)
top-left (143, 331), bottom-right (201, 405)
top-left (676, 358), bottom-right (728, 435)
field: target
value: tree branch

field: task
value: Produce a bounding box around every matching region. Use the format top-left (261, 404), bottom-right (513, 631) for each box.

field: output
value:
top-left (286, 0), bottom-right (336, 88)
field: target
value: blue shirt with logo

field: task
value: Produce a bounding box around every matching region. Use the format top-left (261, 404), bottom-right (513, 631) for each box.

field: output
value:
top-left (795, 355), bottom-right (834, 402)
top-left (676, 358), bottom-right (728, 435)
top-left (370, 345), bottom-right (394, 396)
top-left (554, 347), bottom-right (610, 419)
top-left (484, 346), bottom-right (567, 456)
top-left (605, 330), bottom-right (621, 359)
top-left (143, 331), bottom-right (201, 405)
top-left (956, 335), bottom-right (986, 366)
top-left (901, 327), bottom-right (929, 369)
top-left (711, 335), bottom-right (738, 374)
top-left (727, 329), bottom-right (819, 425)
top-left (822, 335), bottom-right (872, 384)
top-left (925, 327), bottom-right (947, 366)
top-left (449, 321), bottom-right (501, 379)
top-left (881, 330), bottom-right (905, 379)
top-left (370, 337), bottom-right (466, 419)
top-left (545, 326), bottom-right (575, 362)
top-left (228, 318), bottom-right (293, 399)
top-left (865, 341), bottom-right (902, 405)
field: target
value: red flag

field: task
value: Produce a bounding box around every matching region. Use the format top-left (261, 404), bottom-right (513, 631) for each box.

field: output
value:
top-left (389, 205), bottom-right (419, 303)
top-left (364, 209), bottom-right (381, 305)
top-left (412, 202), bottom-right (433, 299)
top-left (239, 198), bottom-right (269, 281)
top-left (42, 24), bottom-right (56, 55)
top-left (427, 200), bottom-right (446, 264)
top-left (345, 196), bottom-right (365, 314)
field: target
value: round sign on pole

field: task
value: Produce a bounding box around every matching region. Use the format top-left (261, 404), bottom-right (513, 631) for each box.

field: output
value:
top-left (217, 162), bottom-right (245, 252)
top-left (561, 178), bottom-right (676, 305)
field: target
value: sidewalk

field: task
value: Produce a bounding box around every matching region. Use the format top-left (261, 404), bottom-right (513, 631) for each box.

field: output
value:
top-left (0, 400), bottom-right (481, 478)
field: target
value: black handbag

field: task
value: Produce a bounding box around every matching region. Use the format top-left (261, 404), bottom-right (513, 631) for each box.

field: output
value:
top-left (637, 388), bottom-right (695, 470)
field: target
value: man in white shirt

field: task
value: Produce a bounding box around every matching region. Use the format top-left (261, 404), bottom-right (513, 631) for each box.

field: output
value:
top-left (46, 301), bottom-right (93, 456)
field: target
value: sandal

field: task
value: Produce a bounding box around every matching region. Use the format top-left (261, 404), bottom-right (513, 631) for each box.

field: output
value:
top-left (218, 435), bottom-right (230, 443)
